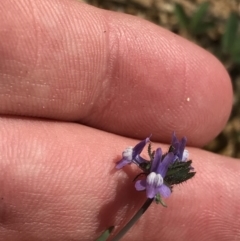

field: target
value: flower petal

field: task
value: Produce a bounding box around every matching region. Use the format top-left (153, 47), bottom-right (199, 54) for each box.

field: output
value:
top-left (158, 184), bottom-right (171, 198)
top-left (115, 158), bottom-right (130, 169)
top-left (146, 183), bottom-right (157, 199)
top-left (171, 132), bottom-right (179, 147)
top-left (157, 152), bottom-right (174, 177)
top-left (179, 137), bottom-right (187, 160)
top-left (150, 148), bottom-right (162, 172)
top-left (134, 155), bottom-right (149, 165)
top-left (135, 179), bottom-right (147, 191)
top-left (171, 132), bottom-right (187, 161)
top-left (182, 149), bottom-right (189, 161)
top-left (132, 136), bottom-right (151, 159)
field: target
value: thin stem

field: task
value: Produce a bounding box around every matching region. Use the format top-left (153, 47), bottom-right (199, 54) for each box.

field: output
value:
top-left (111, 198), bottom-right (154, 241)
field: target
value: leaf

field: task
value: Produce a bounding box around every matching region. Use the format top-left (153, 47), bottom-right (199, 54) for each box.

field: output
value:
top-left (232, 53), bottom-right (240, 64)
top-left (166, 160), bottom-right (193, 176)
top-left (190, 2), bottom-right (210, 32)
top-left (230, 34), bottom-right (240, 56)
top-left (96, 226), bottom-right (115, 241)
top-left (221, 12), bottom-right (239, 53)
top-left (147, 143), bottom-right (154, 160)
top-left (166, 171), bottom-right (196, 185)
top-left (174, 3), bottom-right (190, 30)
top-left (192, 22), bottom-right (214, 34)
top-left (168, 145), bottom-right (175, 153)
top-left (147, 143), bottom-right (152, 158)
top-left (165, 161), bottom-right (195, 185)
top-left (139, 162), bottom-right (151, 172)
top-left (155, 194), bottom-right (167, 207)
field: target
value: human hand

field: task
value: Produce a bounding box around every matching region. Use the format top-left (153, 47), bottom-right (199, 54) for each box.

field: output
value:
top-left (0, 0), bottom-right (239, 240)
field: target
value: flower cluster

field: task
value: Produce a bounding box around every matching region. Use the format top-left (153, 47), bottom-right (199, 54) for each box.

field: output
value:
top-left (116, 133), bottom-right (195, 206)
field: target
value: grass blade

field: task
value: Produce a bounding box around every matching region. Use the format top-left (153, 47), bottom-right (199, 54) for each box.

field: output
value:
top-left (190, 2), bottom-right (210, 32)
top-left (174, 3), bottom-right (190, 30)
top-left (193, 22), bottom-right (214, 34)
top-left (221, 12), bottom-right (239, 53)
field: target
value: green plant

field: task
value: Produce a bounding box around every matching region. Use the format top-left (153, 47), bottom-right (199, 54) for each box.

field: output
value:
top-left (221, 12), bottom-right (240, 65)
top-left (174, 2), bottom-right (214, 35)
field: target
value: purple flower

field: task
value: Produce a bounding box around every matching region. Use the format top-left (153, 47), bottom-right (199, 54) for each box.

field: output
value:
top-left (171, 132), bottom-right (189, 162)
top-left (135, 148), bottom-right (174, 199)
top-left (116, 136), bottom-right (151, 169)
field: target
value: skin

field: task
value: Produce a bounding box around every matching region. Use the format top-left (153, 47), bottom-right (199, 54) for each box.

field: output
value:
top-left (0, 0), bottom-right (239, 240)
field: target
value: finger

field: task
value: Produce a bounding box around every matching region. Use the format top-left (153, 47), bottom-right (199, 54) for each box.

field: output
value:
top-left (0, 117), bottom-right (239, 241)
top-left (0, 0), bottom-right (232, 146)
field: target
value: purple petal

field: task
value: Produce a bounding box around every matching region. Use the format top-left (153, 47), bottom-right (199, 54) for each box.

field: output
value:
top-left (134, 155), bottom-right (149, 165)
top-left (158, 184), bottom-right (171, 198)
top-left (174, 143), bottom-right (180, 154)
top-left (178, 137), bottom-right (187, 160)
top-left (150, 148), bottom-right (162, 172)
top-left (173, 155), bottom-right (178, 162)
top-left (146, 184), bottom-right (158, 198)
top-left (171, 132), bottom-right (178, 146)
top-left (135, 179), bottom-right (147, 191)
top-left (116, 158), bottom-right (130, 169)
top-left (157, 152), bottom-right (174, 177)
top-left (171, 132), bottom-right (187, 161)
top-left (132, 136), bottom-right (151, 159)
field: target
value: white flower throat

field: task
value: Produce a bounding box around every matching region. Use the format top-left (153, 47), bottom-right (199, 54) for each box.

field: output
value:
top-left (182, 149), bottom-right (189, 161)
top-left (122, 147), bottom-right (133, 161)
top-left (147, 172), bottom-right (163, 187)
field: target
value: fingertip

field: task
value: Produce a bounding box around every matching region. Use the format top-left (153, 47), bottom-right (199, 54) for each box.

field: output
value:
top-left (79, 6), bottom-right (233, 146)
top-left (0, 0), bottom-right (233, 147)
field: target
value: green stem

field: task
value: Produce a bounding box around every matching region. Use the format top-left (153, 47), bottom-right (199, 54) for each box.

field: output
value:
top-left (111, 198), bottom-right (154, 241)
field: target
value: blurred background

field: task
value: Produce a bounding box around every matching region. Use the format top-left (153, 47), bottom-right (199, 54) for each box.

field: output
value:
top-left (83, 0), bottom-right (240, 158)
